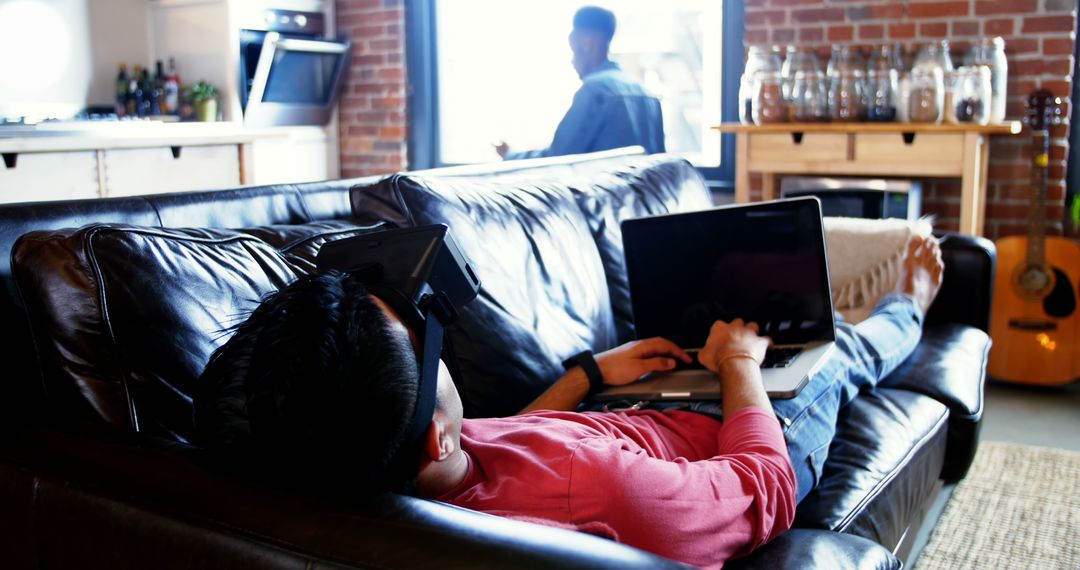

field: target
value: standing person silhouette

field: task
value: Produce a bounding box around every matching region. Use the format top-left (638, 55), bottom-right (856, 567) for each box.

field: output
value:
top-left (495, 6), bottom-right (665, 160)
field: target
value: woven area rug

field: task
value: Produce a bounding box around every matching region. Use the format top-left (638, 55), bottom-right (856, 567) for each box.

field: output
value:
top-left (917, 441), bottom-right (1080, 569)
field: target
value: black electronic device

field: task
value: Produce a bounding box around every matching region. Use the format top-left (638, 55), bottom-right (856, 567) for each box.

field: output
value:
top-left (315, 224), bottom-right (480, 460)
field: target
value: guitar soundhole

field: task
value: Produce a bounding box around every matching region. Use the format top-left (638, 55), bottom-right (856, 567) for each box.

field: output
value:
top-left (1017, 264), bottom-right (1053, 296)
top-left (1044, 267), bottom-right (1077, 318)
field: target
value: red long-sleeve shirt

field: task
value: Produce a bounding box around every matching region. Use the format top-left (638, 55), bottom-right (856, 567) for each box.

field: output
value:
top-left (437, 407), bottom-right (797, 569)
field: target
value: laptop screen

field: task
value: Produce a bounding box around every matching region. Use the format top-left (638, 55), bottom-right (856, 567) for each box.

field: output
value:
top-left (623, 198), bottom-right (835, 348)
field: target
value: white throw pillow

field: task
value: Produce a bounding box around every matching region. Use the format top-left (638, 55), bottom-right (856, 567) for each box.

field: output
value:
top-left (824, 217), bottom-right (932, 323)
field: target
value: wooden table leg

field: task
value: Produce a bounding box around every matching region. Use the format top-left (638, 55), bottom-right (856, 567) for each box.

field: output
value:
top-left (735, 133), bottom-right (749, 203)
top-left (761, 173), bottom-right (777, 201)
top-left (959, 132), bottom-right (989, 236)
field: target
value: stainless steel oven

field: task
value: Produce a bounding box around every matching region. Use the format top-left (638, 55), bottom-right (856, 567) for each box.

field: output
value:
top-left (239, 9), bottom-right (350, 127)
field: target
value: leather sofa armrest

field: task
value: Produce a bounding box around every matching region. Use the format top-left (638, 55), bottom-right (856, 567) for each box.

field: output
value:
top-left (727, 529), bottom-right (901, 570)
top-left (926, 231), bottom-right (996, 332)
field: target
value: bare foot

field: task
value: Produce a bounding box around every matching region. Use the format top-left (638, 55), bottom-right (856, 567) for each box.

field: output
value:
top-left (899, 235), bottom-right (944, 314)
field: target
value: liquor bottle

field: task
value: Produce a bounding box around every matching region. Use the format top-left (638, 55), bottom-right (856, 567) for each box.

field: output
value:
top-left (153, 60), bottom-right (166, 115)
top-left (140, 67), bottom-right (153, 117)
top-left (115, 63), bottom-right (129, 117)
top-left (163, 58), bottom-right (180, 115)
top-left (129, 64), bottom-right (142, 117)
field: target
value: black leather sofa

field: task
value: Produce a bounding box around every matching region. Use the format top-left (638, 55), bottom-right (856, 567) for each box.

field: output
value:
top-left (0, 149), bottom-right (991, 569)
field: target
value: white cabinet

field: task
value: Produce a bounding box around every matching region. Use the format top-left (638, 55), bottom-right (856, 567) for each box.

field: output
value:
top-left (0, 151), bottom-right (100, 204)
top-left (250, 126), bottom-right (336, 185)
top-left (103, 144), bottom-right (241, 196)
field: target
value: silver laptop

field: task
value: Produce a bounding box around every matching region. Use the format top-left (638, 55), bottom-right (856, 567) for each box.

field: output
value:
top-left (594, 197), bottom-right (836, 401)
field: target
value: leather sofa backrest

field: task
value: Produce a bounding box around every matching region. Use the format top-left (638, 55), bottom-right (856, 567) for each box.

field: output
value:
top-left (12, 221), bottom-right (382, 441)
top-left (353, 173), bottom-right (617, 418)
top-left (349, 153), bottom-right (712, 417)
top-left (0, 177), bottom-right (374, 426)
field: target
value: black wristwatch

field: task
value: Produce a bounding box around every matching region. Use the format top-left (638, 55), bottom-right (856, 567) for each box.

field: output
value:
top-left (562, 350), bottom-right (605, 396)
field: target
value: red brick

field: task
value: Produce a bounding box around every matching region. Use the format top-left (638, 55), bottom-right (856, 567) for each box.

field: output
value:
top-left (1043, 38), bottom-right (1075, 56)
top-left (369, 38), bottom-right (401, 52)
top-left (1005, 38), bottom-right (1040, 55)
top-left (798, 27), bottom-right (824, 43)
top-left (984, 19), bottom-right (1015, 35)
top-left (380, 125), bottom-right (406, 139)
top-left (772, 28), bottom-right (797, 43)
top-left (791, 7), bottom-right (845, 23)
top-left (873, 4), bottom-right (907, 19)
top-left (745, 29), bottom-right (768, 44)
top-left (889, 23), bottom-right (917, 39)
top-left (828, 25), bottom-right (854, 41)
top-left (908, 2), bottom-right (970, 18)
top-left (859, 24), bottom-right (885, 40)
top-left (952, 20), bottom-right (980, 36)
top-left (975, 0), bottom-right (1039, 15)
top-left (746, 10), bottom-right (786, 27)
top-left (769, 0), bottom-right (824, 5)
top-left (1022, 16), bottom-right (1076, 33)
top-left (376, 67), bottom-right (404, 81)
top-left (918, 22), bottom-right (949, 37)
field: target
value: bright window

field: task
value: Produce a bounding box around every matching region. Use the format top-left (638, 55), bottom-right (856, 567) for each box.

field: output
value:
top-left (432, 0), bottom-right (723, 167)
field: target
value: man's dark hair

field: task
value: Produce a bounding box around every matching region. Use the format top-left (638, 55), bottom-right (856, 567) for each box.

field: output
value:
top-left (194, 271), bottom-right (422, 494)
top-left (573, 6), bottom-right (616, 42)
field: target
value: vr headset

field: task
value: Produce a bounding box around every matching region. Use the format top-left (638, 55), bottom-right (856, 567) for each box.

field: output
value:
top-left (316, 224), bottom-right (480, 457)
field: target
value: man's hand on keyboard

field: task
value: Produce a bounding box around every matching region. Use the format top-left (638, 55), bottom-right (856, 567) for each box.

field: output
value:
top-left (698, 319), bottom-right (772, 374)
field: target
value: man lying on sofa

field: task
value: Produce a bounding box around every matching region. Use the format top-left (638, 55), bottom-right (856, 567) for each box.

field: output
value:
top-left (195, 236), bottom-right (944, 569)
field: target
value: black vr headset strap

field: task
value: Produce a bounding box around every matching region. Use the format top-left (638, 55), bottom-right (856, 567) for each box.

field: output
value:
top-left (400, 308), bottom-right (444, 451)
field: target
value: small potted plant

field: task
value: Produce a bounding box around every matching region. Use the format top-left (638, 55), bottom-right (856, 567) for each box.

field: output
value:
top-left (190, 80), bottom-right (219, 122)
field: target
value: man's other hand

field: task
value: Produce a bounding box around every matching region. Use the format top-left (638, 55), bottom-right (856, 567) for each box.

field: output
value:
top-left (494, 141), bottom-right (510, 159)
top-left (698, 319), bottom-right (771, 373)
top-left (595, 338), bottom-right (693, 386)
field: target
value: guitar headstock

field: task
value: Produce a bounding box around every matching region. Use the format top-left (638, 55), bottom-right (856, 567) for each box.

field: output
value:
top-left (1027, 89), bottom-right (1063, 130)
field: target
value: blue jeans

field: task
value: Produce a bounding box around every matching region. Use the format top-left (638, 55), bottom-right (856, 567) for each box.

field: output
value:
top-left (772, 294), bottom-right (924, 503)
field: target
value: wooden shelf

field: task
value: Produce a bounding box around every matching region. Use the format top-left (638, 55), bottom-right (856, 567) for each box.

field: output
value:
top-left (712, 121), bottom-right (1022, 135)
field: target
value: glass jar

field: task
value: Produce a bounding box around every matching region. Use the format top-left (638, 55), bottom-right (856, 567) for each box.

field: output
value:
top-left (896, 71), bottom-right (912, 122)
top-left (790, 71), bottom-right (829, 122)
top-left (829, 69), bottom-right (864, 122)
top-left (908, 67), bottom-right (944, 123)
top-left (752, 71), bottom-right (788, 125)
top-left (868, 43), bottom-right (904, 72)
top-left (739, 45), bottom-right (783, 124)
top-left (951, 66), bottom-right (992, 125)
top-left (913, 41), bottom-right (953, 73)
top-left (827, 44), bottom-right (866, 77)
top-left (865, 69), bottom-right (898, 122)
top-left (965, 37), bottom-right (1008, 123)
top-left (782, 46), bottom-right (823, 99)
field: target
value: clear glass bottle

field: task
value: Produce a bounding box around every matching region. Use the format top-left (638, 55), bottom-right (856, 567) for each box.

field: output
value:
top-left (868, 43), bottom-right (904, 72)
top-left (830, 69), bottom-right (864, 122)
top-left (913, 41), bottom-right (953, 74)
top-left (782, 46), bottom-right (823, 99)
top-left (865, 69), bottom-right (898, 122)
top-left (951, 66), bottom-right (992, 125)
top-left (791, 71), bottom-right (829, 122)
top-left (908, 67), bottom-right (944, 124)
top-left (753, 71), bottom-right (788, 125)
top-left (964, 37), bottom-right (1008, 123)
top-left (739, 46), bottom-right (783, 124)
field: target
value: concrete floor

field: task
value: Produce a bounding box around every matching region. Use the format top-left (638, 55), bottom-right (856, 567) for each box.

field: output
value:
top-left (908, 378), bottom-right (1080, 567)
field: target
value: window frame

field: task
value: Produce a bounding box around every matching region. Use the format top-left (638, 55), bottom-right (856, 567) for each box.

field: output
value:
top-left (405, 0), bottom-right (745, 190)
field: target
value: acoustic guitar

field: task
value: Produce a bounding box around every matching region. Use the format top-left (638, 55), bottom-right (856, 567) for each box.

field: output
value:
top-left (989, 89), bottom-right (1080, 385)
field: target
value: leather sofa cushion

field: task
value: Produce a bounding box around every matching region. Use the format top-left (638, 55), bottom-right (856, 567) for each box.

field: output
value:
top-left (568, 155), bottom-right (713, 343)
top-left (352, 174), bottom-right (616, 418)
top-left (881, 323), bottom-right (990, 482)
top-left (12, 221), bottom-right (379, 441)
top-left (796, 388), bottom-right (949, 550)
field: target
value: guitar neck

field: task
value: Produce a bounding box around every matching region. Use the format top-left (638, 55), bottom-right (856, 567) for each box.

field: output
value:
top-left (1028, 131), bottom-right (1049, 267)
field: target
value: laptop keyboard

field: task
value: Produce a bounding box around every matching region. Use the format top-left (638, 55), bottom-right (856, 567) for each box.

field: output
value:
top-left (671, 347), bottom-right (803, 371)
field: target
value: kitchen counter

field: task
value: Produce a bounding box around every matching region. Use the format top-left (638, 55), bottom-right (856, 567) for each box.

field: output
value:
top-left (0, 121), bottom-right (288, 153)
top-left (0, 122), bottom-right (335, 203)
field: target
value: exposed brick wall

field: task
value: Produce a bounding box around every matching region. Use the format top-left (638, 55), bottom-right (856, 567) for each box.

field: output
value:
top-left (745, 0), bottom-right (1078, 239)
top-left (336, 0), bottom-right (408, 178)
